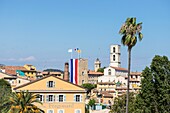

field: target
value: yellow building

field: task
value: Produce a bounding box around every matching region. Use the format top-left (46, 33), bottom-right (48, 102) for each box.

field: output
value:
top-left (23, 64), bottom-right (37, 79)
top-left (14, 75), bottom-right (87, 113)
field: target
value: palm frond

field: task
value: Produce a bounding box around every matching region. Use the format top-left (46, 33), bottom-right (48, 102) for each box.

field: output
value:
top-left (138, 32), bottom-right (143, 41)
top-left (121, 35), bottom-right (126, 45)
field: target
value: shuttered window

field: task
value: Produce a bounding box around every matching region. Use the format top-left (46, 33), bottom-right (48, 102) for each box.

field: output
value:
top-left (74, 94), bottom-right (82, 102)
top-left (47, 81), bottom-right (55, 88)
top-left (57, 94), bottom-right (66, 102)
top-left (46, 95), bottom-right (55, 102)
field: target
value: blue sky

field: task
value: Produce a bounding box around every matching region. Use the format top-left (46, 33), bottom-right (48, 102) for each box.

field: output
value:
top-left (0, 0), bottom-right (170, 71)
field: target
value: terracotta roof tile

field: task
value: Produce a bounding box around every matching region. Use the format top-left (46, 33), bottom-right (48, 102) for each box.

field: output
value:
top-left (4, 66), bottom-right (27, 75)
top-left (101, 92), bottom-right (113, 98)
top-left (88, 70), bottom-right (103, 75)
top-left (110, 66), bottom-right (128, 71)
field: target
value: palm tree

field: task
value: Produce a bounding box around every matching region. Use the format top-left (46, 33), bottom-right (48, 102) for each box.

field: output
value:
top-left (119, 17), bottom-right (143, 113)
top-left (9, 90), bottom-right (44, 113)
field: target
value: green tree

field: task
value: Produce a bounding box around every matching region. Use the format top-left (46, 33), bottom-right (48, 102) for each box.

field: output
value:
top-left (119, 17), bottom-right (143, 113)
top-left (88, 99), bottom-right (96, 110)
top-left (0, 79), bottom-right (12, 113)
top-left (82, 83), bottom-right (96, 93)
top-left (97, 67), bottom-right (106, 73)
top-left (110, 92), bottom-right (136, 113)
top-left (9, 90), bottom-right (44, 113)
top-left (134, 55), bottom-right (170, 113)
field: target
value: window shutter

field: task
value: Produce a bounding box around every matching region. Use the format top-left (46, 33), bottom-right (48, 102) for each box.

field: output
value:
top-left (64, 95), bottom-right (66, 102)
top-left (46, 95), bottom-right (49, 102)
top-left (56, 94), bottom-right (59, 102)
top-left (53, 95), bottom-right (55, 102)
top-left (53, 81), bottom-right (55, 87)
top-left (43, 95), bottom-right (45, 102)
top-left (47, 81), bottom-right (49, 88)
top-left (74, 95), bottom-right (76, 102)
top-left (80, 95), bottom-right (82, 102)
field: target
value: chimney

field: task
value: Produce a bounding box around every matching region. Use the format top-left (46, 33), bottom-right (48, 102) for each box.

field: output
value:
top-left (64, 62), bottom-right (69, 81)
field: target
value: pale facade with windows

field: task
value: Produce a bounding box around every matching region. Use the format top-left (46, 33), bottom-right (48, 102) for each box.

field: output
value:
top-left (0, 72), bottom-right (30, 91)
top-left (110, 45), bottom-right (121, 67)
top-left (14, 75), bottom-right (86, 113)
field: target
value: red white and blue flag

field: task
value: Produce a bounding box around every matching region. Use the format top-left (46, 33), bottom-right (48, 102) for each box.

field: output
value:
top-left (70, 59), bottom-right (79, 84)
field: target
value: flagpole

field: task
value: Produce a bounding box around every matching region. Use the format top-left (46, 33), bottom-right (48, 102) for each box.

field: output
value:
top-left (71, 52), bottom-right (72, 59)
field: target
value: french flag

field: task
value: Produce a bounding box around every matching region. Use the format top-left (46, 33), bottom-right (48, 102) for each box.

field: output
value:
top-left (70, 59), bottom-right (79, 84)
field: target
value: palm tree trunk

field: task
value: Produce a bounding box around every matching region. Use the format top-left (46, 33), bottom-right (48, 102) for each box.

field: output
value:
top-left (126, 47), bottom-right (131, 113)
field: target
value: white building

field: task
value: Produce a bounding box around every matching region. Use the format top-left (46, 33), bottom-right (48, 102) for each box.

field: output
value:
top-left (110, 45), bottom-right (121, 67)
top-left (98, 44), bottom-right (128, 82)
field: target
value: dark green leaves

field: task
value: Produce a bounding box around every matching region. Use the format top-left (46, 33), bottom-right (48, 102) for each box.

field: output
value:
top-left (119, 17), bottom-right (143, 48)
top-left (135, 55), bottom-right (170, 113)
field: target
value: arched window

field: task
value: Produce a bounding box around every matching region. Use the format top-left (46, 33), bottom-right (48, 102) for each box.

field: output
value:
top-left (113, 55), bottom-right (115, 61)
top-left (113, 47), bottom-right (115, 53)
top-left (108, 69), bottom-right (111, 75)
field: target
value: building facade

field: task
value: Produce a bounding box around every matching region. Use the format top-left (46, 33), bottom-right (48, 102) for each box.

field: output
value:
top-left (78, 58), bottom-right (88, 85)
top-left (94, 58), bottom-right (101, 72)
top-left (110, 45), bottom-right (121, 67)
top-left (88, 71), bottom-right (103, 84)
top-left (14, 75), bottom-right (87, 113)
top-left (0, 72), bottom-right (30, 91)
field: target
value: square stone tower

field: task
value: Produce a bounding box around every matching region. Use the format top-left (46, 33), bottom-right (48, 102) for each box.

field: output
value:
top-left (110, 45), bottom-right (121, 67)
top-left (78, 58), bottom-right (88, 85)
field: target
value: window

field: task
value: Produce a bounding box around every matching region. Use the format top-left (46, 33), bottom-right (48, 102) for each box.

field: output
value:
top-left (113, 47), bottom-right (115, 53)
top-left (59, 95), bottom-right (63, 102)
top-left (46, 95), bottom-right (55, 102)
top-left (82, 80), bottom-right (84, 84)
top-left (47, 81), bottom-right (55, 88)
top-left (37, 95), bottom-right (44, 102)
top-left (74, 94), bottom-right (82, 102)
top-left (108, 69), bottom-right (111, 75)
top-left (57, 94), bottom-right (66, 102)
top-left (75, 109), bottom-right (81, 113)
top-left (113, 55), bottom-right (115, 61)
top-left (47, 109), bottom-right (54, 113)
top-left (58, 109), bottom-right (64, 113)
top-left (82, 71), bottom-right (84, 76)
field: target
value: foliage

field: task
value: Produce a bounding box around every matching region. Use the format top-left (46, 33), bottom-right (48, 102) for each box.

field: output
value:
top-left (8, 90), bottom-right (44, 113)
top-left (134, 55), bottom-right (170, 113)
top-left (119, 17), bottom-right (143, 49)
top-left (0, 79), bottom-right (12, 113)
top-left (88, 99), bottom-right (96, 107)
top-left (97, 67), bottom-right (105, 73)
top-left (85, 106), bottom-right (90, 113)
top-left (119, 17), bottom-right (143, 113)
top-left (43, 69), bottom-right (64, 73)
top-left (109, 92), bottom-right (136, 113)
top-left (82, 83), bottom-right (97, 93)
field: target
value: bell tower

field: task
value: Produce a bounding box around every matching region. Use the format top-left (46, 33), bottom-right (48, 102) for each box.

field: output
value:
top-left (110, 45), bottom-right (121, 67)
top-left (94, 58), bottom-right (101, 72)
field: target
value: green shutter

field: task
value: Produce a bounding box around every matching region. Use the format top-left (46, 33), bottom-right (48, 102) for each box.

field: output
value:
top-left (43, 95), bottom-right (45, 102)
top-left (81, 95), bottom-right (82, 102)
top-left (53, 81), bottom-right (55, 87)
top-left (47, 81), bottom-right (49, 88)
top-left (74, 95), bottom-right (76, 102)
top-left (46, 95), bottom-right (49, 102)
top-left (53, 95), bottom-right (55, 102)
top-left (64, 95), bottom-right (66, 102)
